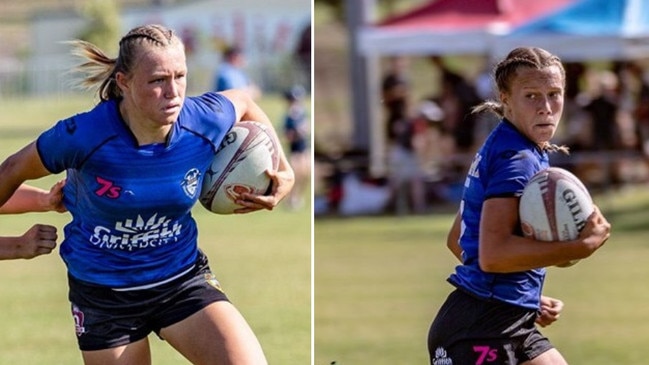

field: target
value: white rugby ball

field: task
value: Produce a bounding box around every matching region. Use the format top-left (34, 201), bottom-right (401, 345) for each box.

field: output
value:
top-left (199, 121), bottom-right (280, 214)
top-left (519, 167), bottom-right (594, 267)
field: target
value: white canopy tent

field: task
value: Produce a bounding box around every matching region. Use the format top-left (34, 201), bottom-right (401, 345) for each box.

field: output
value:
top-left (355, 0), bottom-right (576, 175)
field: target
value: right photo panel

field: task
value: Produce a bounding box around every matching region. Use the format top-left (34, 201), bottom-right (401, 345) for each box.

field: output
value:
top-left (314, 0), bottom-right (647, 364)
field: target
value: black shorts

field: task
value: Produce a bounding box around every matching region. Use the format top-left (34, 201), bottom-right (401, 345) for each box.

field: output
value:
top-left (68, 250), bottom-right (229, 351)
top-left (428, 289), bottom-right (554, 365)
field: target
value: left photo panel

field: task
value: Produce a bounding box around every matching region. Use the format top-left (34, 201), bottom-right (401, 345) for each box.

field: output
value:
top-left (0, 1), bottom-right (312, 364)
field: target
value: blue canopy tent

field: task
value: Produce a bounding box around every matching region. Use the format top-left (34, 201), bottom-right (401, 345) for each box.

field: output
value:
top-left (358, 0), bottom-right (574, 56)
top-left (495, 0), bottom-right (649, 61)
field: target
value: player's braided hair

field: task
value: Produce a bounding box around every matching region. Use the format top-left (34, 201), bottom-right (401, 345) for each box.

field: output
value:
top-left (69, 24), bottom-right (182, 101)
top-left (472, 47), bottom-right (569, 154)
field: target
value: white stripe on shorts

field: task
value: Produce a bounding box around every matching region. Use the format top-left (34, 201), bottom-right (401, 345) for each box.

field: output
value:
top-left (112, 265), bottom-right (195, 292)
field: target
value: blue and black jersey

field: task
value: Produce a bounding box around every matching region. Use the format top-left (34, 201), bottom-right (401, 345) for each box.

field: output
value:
top-left (37, 93), bottom-right (236, 288)
top-left (448, 119), bottom-right (550, 309)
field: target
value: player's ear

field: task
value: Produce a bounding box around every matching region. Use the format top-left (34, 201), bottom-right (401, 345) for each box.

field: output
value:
top-left (114, 72), bottom-right (129, 93)
top-left (499, 91), bottom-right (509, 107)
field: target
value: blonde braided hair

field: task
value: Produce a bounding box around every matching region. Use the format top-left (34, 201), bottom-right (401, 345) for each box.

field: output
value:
top-left (69, 24), bottom-right (183, 101)
top-left (472, 47), bottom-right (569, 154)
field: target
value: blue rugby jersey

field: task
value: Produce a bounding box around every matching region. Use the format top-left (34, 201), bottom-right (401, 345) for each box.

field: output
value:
top-left (36, 92), bottom-right (236, 288)
top-left (447, 120), bottom-right (550, 309)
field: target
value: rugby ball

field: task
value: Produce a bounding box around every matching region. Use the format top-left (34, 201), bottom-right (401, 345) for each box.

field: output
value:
top-left (199, 121), bottom-right (280, 214)
top-left (519, 167), bottom-right (594, 267)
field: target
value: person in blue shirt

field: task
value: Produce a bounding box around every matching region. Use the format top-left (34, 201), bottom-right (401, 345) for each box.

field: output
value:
top-left (0, 24), bottom-right (294, 365)
top-left (0, 182), bottom-right (64, 260)
top-left (214, 45), bottom-right (261, 100)
top-left (427, 47), bottom-right (611, 365)
top-left (282, 85), bottom-right (309, 209)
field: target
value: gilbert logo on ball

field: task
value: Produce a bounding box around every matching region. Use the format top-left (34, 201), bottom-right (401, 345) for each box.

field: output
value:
top-left (519, 167), bottom-right (594, 266)
top-left (200, 121), bottom-right (279, 214)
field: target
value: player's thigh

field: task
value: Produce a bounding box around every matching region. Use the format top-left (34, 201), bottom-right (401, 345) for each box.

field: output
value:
top-left (81, 337), bottom-right (151, 365)
top-left (160, 301), bottom-right (267, 365)
top-left (522, 348), bottom-right (568, 365)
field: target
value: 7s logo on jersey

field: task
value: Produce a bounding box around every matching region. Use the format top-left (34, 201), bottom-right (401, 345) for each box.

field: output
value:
top-left (95, 176), bottom-right (122, 199)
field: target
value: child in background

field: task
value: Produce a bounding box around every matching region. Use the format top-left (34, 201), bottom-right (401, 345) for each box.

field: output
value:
top-left (283, 85), bottom-right (310, 209)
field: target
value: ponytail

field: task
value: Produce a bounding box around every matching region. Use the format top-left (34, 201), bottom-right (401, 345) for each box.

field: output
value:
top-left (68, 24), bottom-right (182, 101)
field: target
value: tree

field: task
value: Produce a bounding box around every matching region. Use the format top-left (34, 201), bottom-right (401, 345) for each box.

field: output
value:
top-left (77, 0), bottom-right (122, 55)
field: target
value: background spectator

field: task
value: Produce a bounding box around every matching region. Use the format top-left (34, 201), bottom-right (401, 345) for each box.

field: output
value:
top-left (283, 85), bottom-right (310, 210)
top-left (213, 45), bottom-right (262, 99)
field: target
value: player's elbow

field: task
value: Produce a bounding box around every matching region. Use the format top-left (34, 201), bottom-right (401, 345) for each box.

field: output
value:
top-left (478, 254), bottom-right (508, 273)
top-left (445, 237), bottom-right (458, 254)
top-left (0, 153), bottom-right (25, 187)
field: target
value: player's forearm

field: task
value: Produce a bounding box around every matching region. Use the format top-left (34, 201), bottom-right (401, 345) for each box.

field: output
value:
top-left (0, 236), bottom-right (20, 260)
top-left (0, 184), bottom-right (49, 214)
top-left (0, 142), bottom-right (52, 211)
top-left (447, 212), bottom-right (463, 262)
top-left (0, 163), bottom-right (25, 211)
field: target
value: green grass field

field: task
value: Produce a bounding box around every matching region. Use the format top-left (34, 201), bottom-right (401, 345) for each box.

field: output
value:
top-left (8, 92), bottom-right (649, 364)
top-left (315, 186), bottom-right (649, 365)
top-left (0, 95), bottom-right (311, 364)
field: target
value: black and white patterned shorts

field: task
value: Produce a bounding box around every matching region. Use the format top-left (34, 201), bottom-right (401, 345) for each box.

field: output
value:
top-left (68, 250), bottom-right (229, 351)
top-left (428, 289), bottom-right (554, 365)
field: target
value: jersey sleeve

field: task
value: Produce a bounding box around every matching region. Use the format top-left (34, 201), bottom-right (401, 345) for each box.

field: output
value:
top-left (36, 102), bottom-right (117, 174)
top-left (36, 116), bottom-right (89, 173)
top-left (180, 92), bottom-right (237, 152)
top-left (483, 149), bottom-right (540, 199)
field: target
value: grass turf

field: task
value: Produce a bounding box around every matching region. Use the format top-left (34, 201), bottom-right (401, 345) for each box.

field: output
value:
top-left (315, 186), bottom-right (649, 365)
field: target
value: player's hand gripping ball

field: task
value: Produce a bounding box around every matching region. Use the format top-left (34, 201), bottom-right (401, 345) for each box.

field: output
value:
top-left (200, 121), bottom-right (279, 214)
top-left (519, 167), bottom-right (594, 267)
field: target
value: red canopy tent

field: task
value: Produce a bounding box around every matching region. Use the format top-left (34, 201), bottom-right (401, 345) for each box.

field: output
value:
top-left (359, 0), bottom-right (576, 55)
